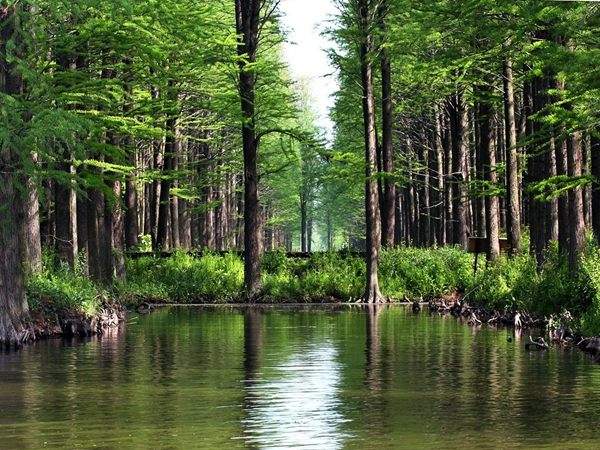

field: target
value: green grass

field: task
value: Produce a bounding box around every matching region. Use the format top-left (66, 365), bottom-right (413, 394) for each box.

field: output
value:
top-left (26, 255), bottom-right (104, 317)
top-left (121, 247), bottom-right (473, 304)
top-left (579, 248), bottom-right (600, 335)
top-left (26, 245), bottom-right (600, 336)
top-left (117, 251), bottom-right (244, 304)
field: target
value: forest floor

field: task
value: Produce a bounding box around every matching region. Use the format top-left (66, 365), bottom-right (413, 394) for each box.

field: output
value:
top-left (23, 246), bottom-right (600, 355)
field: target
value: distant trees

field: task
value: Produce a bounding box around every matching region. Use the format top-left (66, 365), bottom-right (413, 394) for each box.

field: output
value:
top-left (1, 0), bottom-right (599, 343)
top-left (327, 0), bottom-right (600, 269)
top-left (0, 0), bottom-right (325, 345)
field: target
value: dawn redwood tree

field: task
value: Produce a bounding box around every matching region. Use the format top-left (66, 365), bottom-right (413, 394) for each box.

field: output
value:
top-left (0, 4), bottom-right (32, 346)
top-left (503, 55), bottom-right (521, 255)
top-left (567, 131), bottom-right (585, 269)
top-left (450, 92), bottom-right (469, 250)
top-left (378, 0), bottom-right (395, 248)
top-left (592, 135), bottom-right (600, 239)
top-left (358, 0), bottom-right (384, 303)
top-left (235, 0), bottom-right (262, 299)
top-left (477, 85), bottom-right (500, 261)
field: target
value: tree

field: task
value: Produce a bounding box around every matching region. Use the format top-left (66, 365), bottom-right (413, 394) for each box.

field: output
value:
top-left (235, 0), bottom-right (262, 299)
top-left (378, 0), bottom-right (395, 248)
top-left (358, 0), bottom-right (384, 303)
top-left (0, 3), bottom-right (32, 346)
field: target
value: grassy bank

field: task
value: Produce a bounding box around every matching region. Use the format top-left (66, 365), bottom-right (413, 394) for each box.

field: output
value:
top-left (26, 246), bottom-right (600, 336)
top-left (117, 247), bottom-right (473, 304)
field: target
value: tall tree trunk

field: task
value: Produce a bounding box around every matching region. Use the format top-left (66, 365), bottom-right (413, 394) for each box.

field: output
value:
top-left (443, 109), bottom-right (454, 243)
top-left (583, 136), bottom-right (592, 228)
top-left (76, 194), bottom-right (88, 276)
top-left (0, 4), bottom-right (32, 346)
top-left (149, 86), bottom-right (162, 249)
top-left (156, 115), bottom-right (176, 250)
top-left (358, 0), bottom-right (384, 303)
top-left (555, 136), bottom-right (570, 254)
top-left (567, 132), bottom-right (585, 269)
top-left (19, 169), bottom-right (42, 273)
top-left (420, 135), bottom-right (431, 247)
top-left (236, 0), bottom-right (262, 299)
top-left (300, 197), bottom-right (308, 252)
top-left (0, 153), bottom-right (31, 346)
top-left (450, 92), bottom-right (469, 249)
top-left (474, 105), bottom-right (486, 238)
top-left (86, 189), bottom-right (101, 281)
top-left (110, 179), bottom-right (125, 280)
top-left (591, 136), bottom-right (600, 239)
top-left (379, 0), bottom-right (395, 248)
top-left (124, 176), bottom-right (138, 249)
top-left (477, 88), bottom-right (500, 261)
top-left (123, 64), bottom-right (138, 250)
top-left (527, 75), bottom-right (552, 266)
top-left (54, 162), bottom-right (78, 268)
top-left (503, 57), bottom-right (521, 254)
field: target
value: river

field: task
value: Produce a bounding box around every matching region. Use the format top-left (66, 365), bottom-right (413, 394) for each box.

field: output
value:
top-left (1, 306), bottom-right (599, 449)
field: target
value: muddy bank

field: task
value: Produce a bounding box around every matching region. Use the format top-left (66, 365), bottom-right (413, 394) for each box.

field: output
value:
top-left (30, 302), bottom-right (126, 340)
top-left (427, 297), bottom-right (600, 363)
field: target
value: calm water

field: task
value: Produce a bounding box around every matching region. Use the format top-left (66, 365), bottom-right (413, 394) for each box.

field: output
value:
top-left (1, 306), bottom-right (599, 449)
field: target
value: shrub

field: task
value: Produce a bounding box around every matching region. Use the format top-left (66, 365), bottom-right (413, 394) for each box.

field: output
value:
top-left (380, 246), bottom-right (473, 299)
top-left (26, 265), bottom-right (104, 317)
top-left (119, 251), bottom-right (244, 304)
top-left (579, 249), bottom-right (600, 335)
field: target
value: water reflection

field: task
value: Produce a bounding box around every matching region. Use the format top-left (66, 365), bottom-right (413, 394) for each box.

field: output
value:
top-left (239, 309), bottom-right (350, 449)
top-left (1, 307), bottom-right (600, 449)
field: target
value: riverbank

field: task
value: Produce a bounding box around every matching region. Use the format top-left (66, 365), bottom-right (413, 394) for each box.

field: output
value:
top-left (24, 246), bottom-right (600, 348)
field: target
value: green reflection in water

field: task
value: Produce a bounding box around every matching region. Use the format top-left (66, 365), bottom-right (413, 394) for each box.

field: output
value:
top-left (0, 306), bottom-right (599, 449)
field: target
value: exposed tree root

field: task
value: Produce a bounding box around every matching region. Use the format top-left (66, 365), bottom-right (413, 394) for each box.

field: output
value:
top-left (428, 296), bottom-right (600, 362)
top-left (1, 304), bottom-right (126, 351)
top-left (359, 286), bottom-right (387, 304)
top-left (0, 315), bottom-right (35, 349)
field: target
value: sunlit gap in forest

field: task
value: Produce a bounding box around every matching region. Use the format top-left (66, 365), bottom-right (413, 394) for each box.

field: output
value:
top-left (1, 0), bottom-right (600, 448)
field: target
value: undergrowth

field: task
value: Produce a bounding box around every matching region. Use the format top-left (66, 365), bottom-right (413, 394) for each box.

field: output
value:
top-left (26, 245), bottom-right (600, 336)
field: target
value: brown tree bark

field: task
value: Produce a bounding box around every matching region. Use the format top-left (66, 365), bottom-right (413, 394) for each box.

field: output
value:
top-left (0, 4), bottom-right (33, 346)
top-left (477, 87), bottom-right (500, 261)
top-left (434, 108), bottom-right (446, 246)
top-left (156, 114), bottom-right (176, 251)
top-left (0, 151), bottom-right (32, 346)
top-left (123, 62), bottom-right (138, 250)
top-left (76, 194), bottom-right (88, 275)
top-left (86, 189), bottom-right (102, 281)
top-left (19, 169), bottom-right (42, 273)
top-left (300, 197), bottom-right (308, 252)
top-left (567, 132), bottom-right (585, 269)
top-left (591, 136), bottom-right (600, 239)
top-left (450, 92), bottom-right (469, 249)
top-left (54, 161), bottom-right (78, 268)
top-left (379, 0), bottom-right (395, 248)
top-left (443, 109), bottom-right (454, 243)
top-left (235, 0), bottom-right (262, 299)
top-left (527, 75), bottom-right (552, 266)
top-left (110, 179), bottom-right (125, 280)
top-left (554, 136), bottom-right (570, 254)
top-left (503, 57), bottom-right (521, 254)
top-left (358, 0), bottom-right (384, 303)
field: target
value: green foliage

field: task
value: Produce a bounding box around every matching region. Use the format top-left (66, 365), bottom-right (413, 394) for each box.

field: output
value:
top-left (26, 256), bottom-right (104, 317)
top-left (262, 252), bottom-right (365, 301)
top-left (471, 245), bottom-right (586, 315)
top-left (118, 252), bottom-right (244, 304)
top-left (122, 248), bottom-right (473, 304)
top-left (379, 247), bottom-right (474, 299)
top-left (579, 250), bottom-right (600, 336)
